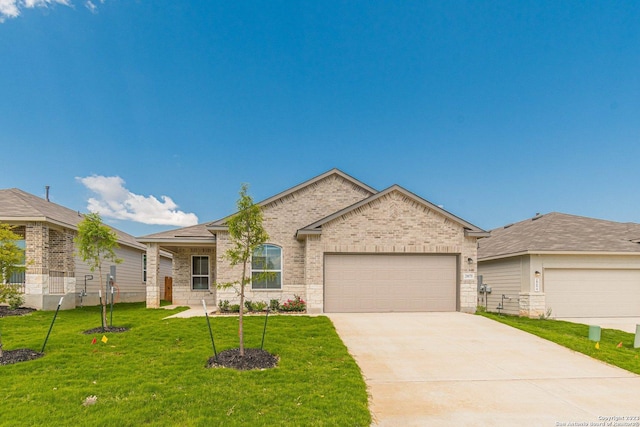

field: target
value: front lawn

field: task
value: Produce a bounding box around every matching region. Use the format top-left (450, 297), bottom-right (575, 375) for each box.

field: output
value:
top-left (479, 311), bottom-right (640, 375)
top-left (0, 303), bottom-right (370, 426)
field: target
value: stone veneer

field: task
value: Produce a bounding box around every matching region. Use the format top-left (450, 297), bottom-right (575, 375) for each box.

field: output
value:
top-left (518, 293), bottom-right (547, 318)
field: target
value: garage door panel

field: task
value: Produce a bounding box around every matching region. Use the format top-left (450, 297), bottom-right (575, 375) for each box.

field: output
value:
top-left (545, 269), bottom-right (640, 317)
top-left (324, 254), bottom-right (457, 313)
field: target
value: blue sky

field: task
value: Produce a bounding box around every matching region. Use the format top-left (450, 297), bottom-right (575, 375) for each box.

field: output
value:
top-left (2, 1), bottom-right (639, 237)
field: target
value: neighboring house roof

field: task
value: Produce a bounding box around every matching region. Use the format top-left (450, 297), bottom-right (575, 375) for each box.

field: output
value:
top-left (296, 184), bottom-right (489, 240)
top-left (478, 212), bottom-right (640, 260)
top-left (137, 223), bottom-right (215, 243)
top-left (0, 188), bottom-right (145, 250)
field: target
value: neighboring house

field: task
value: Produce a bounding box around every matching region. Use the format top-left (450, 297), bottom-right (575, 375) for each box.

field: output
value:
top-left (139, 169), bottom-right (488, 313)
top-left (478, 212), bottom-right (640, 318)
top-left (0, 188), bottom-right (172, 310)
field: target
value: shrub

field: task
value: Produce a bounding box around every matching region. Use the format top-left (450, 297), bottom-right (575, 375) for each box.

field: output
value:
top-left (244, 299), bottom-right (253, 312)
top-left (229, 304), bottom-right (241, 313)
top-left (0, 284), bottom-right (24, 309)
top-left (269, 299), bottom-right (280, 312)
top-left (252, 301), bottom-right (267, 311)
top-left (218, 300), bottom-right (230, 313)
top-left (280, 295), bottom-right (306, 312)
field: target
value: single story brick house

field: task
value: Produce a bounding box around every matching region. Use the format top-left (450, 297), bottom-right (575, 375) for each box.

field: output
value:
top-left (139, 169), bottom-right (489, 313)
top-left (0, 188), bottom-right (172, 310)
top-left (478, 212), bottom-right (640, 318)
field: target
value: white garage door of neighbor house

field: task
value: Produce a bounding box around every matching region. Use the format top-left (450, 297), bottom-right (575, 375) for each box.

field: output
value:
top-left (545, 268), bottom-right (640, 317)
top-left (324, 254), bottom-right (457, 313)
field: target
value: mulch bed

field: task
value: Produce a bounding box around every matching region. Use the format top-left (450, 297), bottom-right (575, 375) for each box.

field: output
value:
top-left (0, 349), bottom-right (43, 366)
top-left (0, 306), bottom-right (36, 318)
top-left (82, 326), bottom-right (129, 334)
top-left (206, 348), bottom-right (279, 370)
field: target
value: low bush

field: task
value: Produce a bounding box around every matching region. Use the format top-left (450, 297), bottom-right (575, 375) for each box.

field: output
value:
top-left (218, 299), bottom-right (230, 313)
top-left (0, 284), bottom-right (25, 310)
top-left (280, 295), bottom-right (306, 312)
top-left (269, 299), bottom-right (280, 312)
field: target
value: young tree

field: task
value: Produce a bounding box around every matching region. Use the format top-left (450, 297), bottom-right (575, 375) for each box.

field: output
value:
top-left (0, 223), bottom-right (26, 312)
top-left (0, 223), bottom-right (25, 285)
top-left (74, 213), bottom-right (121, 329)
top-left (219, 184), bottom-right (268, 357)
top-left (0, 223), bottom-right (26, 358)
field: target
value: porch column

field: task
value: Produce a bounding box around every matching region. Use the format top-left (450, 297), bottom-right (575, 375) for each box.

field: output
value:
top-left (146, 243), bottom-right (160, 308)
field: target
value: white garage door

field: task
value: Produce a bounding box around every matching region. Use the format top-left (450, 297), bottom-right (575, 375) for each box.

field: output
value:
top-left (545, 269), bottom-right (640, 317)
top-left (324, 254), bottom-right (457, 313)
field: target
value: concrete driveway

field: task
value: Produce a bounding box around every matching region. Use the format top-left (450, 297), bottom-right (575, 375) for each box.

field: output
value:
top-left (328, 312), bottom-right (640, 426)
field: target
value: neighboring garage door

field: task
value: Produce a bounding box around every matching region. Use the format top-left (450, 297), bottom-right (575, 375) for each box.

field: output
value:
top-left (324, 254), bottom-right (457, 313)
top-left (545, 269), bottom-right (640, 317)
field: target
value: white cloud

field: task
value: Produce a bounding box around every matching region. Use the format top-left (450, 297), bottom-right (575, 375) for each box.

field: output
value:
top-left (1, 0), bottom-right (102, 22)
top-left (77, 175), bottom-right (199, 227)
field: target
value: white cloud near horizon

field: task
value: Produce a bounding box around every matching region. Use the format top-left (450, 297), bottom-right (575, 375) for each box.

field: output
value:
top-left (77, 175), bottom-right (199, 227)
top-left (0, 0), bottom-right (102, 22)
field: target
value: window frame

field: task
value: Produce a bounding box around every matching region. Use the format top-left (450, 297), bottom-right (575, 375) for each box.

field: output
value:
top-left (191, 255), bottom-right (210, 291)
top-left (7, 239), bottom-right (26, 285)
top-left (251, 244), bottom-right (282, 290)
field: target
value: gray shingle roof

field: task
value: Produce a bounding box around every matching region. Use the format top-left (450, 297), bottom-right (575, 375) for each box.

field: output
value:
top-left (137, 223), bottom-right (215, 241)
top-left (478, 212), bottom-right (640, 260)
top-left (0, 188), bottom-right (144, 250)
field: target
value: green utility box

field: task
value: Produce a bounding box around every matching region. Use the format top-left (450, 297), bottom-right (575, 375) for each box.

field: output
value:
top-left (588, 325), bottom-right (601, 342)
top-left (635, 325), bottom-right (640, 349)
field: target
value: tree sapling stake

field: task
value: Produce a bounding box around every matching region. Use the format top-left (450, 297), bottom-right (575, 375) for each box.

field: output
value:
top-left (261, 308), bottom-right (270, 350)
top-left (202, 300), bottom-right (217, 359)
top-left (41, 297), bottom-right (63, 353)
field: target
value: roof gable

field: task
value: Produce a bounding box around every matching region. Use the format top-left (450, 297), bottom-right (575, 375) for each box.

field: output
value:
top-left (207, 168), bottom-right (377, 230)
top-left (0, 188), bottom-right (143, 250)
top-left (296, 184), bottom-right (488, 239)
top-left (478, 212), bottom-right (640, 260)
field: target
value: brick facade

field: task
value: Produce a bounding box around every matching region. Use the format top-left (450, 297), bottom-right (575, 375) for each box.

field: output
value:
top-left (303, 190), bottom-right (478, 313)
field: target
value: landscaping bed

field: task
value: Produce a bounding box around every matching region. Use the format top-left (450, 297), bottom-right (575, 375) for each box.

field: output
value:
top-left (0, 306), bottom-right (36, 318)
top-left (0, 348), bottom-right (43, 365)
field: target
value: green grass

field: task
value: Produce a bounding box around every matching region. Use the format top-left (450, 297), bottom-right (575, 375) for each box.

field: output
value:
top-left (479, 311), bottom-right (640, 374)
top-left (0, 303), bottom-right (370, 426)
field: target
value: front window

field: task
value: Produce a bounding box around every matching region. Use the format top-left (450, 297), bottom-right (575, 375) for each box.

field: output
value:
top-left (192, 255), bottom-right (209, 290)
top-left (8, 239), bottom-right (26, 285)
top-left (252, 244), bottom-right (282, 289)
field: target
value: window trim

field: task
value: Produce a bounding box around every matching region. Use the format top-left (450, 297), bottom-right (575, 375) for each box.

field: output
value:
top-left (191, 255), bottom-right (210, 291)
top-left (251, 244), bottom-right (282, 290)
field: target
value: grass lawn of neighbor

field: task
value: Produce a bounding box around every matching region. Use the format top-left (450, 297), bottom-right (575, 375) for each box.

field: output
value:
top-left (0, 303), bottom-right (370, 426)
top-left (479, 311), bottom-right (640, 375)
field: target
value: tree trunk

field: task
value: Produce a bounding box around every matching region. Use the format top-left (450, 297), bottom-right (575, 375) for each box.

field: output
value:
top-left (98, 266), bottom-right (107, 331)
top-left (239, 259), bottom-right (246, 357)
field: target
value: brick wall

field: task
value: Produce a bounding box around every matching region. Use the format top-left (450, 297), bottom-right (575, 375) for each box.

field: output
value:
top-left (304, 190), bottom-right (479, 313)
top-left (215, 174), bottom-right (373, 308)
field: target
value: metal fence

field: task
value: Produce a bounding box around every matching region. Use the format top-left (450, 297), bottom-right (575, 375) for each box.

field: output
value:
top-left (7, 271), bottom-right (26, 293)
top-left (49, 271), bottom-right (66, 294)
